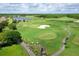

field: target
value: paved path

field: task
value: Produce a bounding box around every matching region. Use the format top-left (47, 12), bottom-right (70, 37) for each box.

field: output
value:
top-left (20, 42), bottom-right (35, 56)
top-left (52, 32), bottom-right (71, 56)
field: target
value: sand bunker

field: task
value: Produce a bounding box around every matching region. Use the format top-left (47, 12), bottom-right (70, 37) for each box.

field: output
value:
top-left (38, 25), bottom-right (50, 29)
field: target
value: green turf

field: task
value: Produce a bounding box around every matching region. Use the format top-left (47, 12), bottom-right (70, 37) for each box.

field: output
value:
top-left (16, 16), bottom-right (68, 55)
top-left (1, 15), bottom-right (79, 56)
top-left (0, 44), bottom-right (28, 56)
top-left (60, 24), bottom-right (79, 56)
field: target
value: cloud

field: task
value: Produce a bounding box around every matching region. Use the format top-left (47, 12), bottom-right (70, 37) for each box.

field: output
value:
top-left (0, 3), bottom-right (79, 14)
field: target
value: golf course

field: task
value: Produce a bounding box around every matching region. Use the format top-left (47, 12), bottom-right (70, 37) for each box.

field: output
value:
top-left (0, 14), bottom-right (79, 56)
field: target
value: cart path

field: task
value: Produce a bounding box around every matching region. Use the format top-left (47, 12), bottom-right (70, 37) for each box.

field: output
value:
top-left (52, 32), bottom-right (71, 56)
top-left (20, 42), bottom-right (35, 56)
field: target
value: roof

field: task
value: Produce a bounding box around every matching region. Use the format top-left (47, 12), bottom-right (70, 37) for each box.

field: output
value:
top-left (13, 16), bottom-right (32, 20)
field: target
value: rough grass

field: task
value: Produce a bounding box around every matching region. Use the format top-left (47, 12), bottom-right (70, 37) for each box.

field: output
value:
top-left (0, 44), bottom-right (28, 56)
top-left (60, 25), bottom-right (79, 56)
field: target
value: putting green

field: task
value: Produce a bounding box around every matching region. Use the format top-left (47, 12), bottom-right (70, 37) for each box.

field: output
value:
top-left (38, 32), bottom-right (57, 40)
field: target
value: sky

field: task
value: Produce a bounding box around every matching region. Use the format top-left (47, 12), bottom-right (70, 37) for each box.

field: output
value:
top-left (0, 3), bottom-right (79, 14)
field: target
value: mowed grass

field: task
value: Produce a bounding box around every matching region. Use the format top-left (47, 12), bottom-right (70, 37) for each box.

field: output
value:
top-left (38, 32), bottom-right (56, 40)
top-left (1, 15), bottom-right (79, 56)
top-left (7, 16), bottom-right (79, 56)
top-left (0, 44), bottom-right (28, 56)
top-left (16, 17), bottom-right (68, 55)
top-left (60, 24), bottom-right (79, 56)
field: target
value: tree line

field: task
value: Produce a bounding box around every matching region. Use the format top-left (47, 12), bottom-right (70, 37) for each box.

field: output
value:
top-left (0, 18), bottom-right (22, 48)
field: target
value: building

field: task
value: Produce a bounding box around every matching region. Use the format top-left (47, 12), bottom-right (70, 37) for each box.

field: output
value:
top-left (13, 16), bottom-right (32, 22)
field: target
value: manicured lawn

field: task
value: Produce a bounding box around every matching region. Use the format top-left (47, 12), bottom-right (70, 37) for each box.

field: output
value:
top-left (16, 17), bottom-right (68, 55)
top-left (2, 15), bottom-right (79, 56)
top-left (60, 24), bottom-right (79, 56)
top-left (0, 44), bottom-right (28, 56)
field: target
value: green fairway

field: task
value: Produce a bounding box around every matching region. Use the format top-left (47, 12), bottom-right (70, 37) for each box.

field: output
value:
top-left (0, 14), bottom-right (79, 56)
top-left (16, 16), bottom-right (68, 55)
top-left (38, 32), bottom-right (56, 40)
top-left (0, 44), bottom-right (28, 56)
top-left (60, 27), bottom-right (79, 56)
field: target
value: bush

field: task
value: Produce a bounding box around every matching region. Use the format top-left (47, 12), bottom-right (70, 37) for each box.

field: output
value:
top-left (0, 21), bottom-right (8, 32)
top-left (12, 20), bottom-right (17, 23)
top-left (0, 30), bottom-right (22, 46)
top-left (8, 23), bottom-right (17, 30)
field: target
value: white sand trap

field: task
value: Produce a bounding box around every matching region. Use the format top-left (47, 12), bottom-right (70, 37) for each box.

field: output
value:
top-left (38, 25), bottom-right (50, 29)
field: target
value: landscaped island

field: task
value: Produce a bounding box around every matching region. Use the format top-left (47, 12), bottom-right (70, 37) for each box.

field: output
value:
top-left (0, 14), bottom-right (79, 56)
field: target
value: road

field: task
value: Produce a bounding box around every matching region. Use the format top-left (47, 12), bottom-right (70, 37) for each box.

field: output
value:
top-left (52, 32), bottom-right (71, 56)
top-left (20, 42), bottom-right (35, 56)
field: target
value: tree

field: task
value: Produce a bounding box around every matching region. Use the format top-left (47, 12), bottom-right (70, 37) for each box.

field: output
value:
top-left (0, 23), bottom-right (4, 32)
top-left (4, 30), bottom-right (22, 45)
top-left (0, 32), bottom-right (7, 47)
top-left (0, 30), bottom-right (22, 46)
top-left (8, 23), bottom-right (17, 30)
top-left (12, 20), bottom-right (17, 23)
top-left (0, 21), bottom-right (8, 32)
top-left (1, 21), bottom-right (8, 26)
top-left (0, 33), bottom-right (5, 42)
top-left (23, 20), bottom-right (25, 22)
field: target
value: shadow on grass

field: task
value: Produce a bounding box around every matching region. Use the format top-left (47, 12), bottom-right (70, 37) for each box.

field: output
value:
top-left (0, 39), bottom-right (23, 49)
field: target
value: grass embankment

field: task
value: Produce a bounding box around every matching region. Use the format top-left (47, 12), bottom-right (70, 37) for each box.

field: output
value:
top-left (60, 22), bottom-right (79, 56)
top-left (0, 44), bottom-right (28, 56)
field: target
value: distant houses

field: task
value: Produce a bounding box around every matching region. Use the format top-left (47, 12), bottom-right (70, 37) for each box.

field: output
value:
top-left (13, 16), bottom-right (32, 22)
